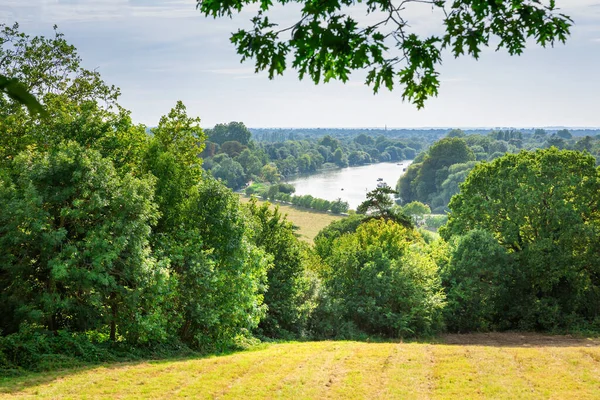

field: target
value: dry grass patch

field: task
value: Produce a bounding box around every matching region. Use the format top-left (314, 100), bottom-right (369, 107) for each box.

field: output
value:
top-left (3, 334), bottom-right (600, 399)
top-left (239, 195), bottom-right (343, 243)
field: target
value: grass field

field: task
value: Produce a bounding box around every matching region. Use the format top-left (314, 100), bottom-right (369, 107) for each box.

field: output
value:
top-left (2, 333), bottom-right (600, 399)
top-left (239, 195), bottom-right (343, 243)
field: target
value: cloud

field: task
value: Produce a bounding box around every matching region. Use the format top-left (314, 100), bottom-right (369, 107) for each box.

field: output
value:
top-left (0, 0), bottom-right (197, 23)
top-left (202, 67), bottom-right (256, 75)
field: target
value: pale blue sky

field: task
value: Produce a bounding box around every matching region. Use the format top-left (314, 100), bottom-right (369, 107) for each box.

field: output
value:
top-left (2, 0), bottom-right (599, 128)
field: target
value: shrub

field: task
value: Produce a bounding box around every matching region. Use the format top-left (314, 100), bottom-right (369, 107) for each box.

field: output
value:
top-left (316, 219), bottom-right (445, 337)
top-left (441, 230), bottom-right (513, 332)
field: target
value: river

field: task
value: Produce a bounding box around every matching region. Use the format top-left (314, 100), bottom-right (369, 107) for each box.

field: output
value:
top-left (286, 161), bottom-right (413, 209)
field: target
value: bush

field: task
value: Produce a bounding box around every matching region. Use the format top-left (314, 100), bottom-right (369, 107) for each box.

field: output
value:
top-left (441, 230), bottom-right (513, 332)
top-left (0, 328), bottom-right (195, 373)
top-left (315, 219), bottom-right (445, 337)
top-left (424, 214), bottom-right (448, 230)
top-left (277, 183), bottom-right (296, 194)
top-left (329, 198), bottom-right (349, 214)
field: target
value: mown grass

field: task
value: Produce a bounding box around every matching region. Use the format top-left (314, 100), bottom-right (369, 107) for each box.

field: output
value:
top-left (3, 335), bottom-right (600, 399)
top-left (239, 195), bottom-right (343, 243)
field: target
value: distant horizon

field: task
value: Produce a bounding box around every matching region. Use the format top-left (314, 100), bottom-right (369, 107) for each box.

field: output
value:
top-left (244, 126), bottom-right (600, 130)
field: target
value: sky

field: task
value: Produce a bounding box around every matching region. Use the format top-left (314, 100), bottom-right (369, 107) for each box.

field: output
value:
top-left (1, 0), bottom-right (599, 128)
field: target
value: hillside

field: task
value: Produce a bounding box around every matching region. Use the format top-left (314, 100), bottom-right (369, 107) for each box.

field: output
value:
top-left (2, 334), bottom-right (599, 399)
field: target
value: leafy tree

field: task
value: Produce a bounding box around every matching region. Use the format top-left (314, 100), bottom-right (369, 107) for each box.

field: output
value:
top-left (545, 135), bottom-right (567, 149)
top-left (401, 201), bottom-right (431, 217)
top-left (399, 137), bottom-right (475, 205)
top-left (556, 129), bottom-right (572, 140)
top-left (396, 162), bottom-right (420, 204)
top-left (575, 136), bottom-right (593, 153)
top-left (442, 230), bottom-right (513, 332)
top-left (446, 129), bottom-right (465, 138)
top-left (441, 148), bottom-right (600, 330)
top-left (157, 177), bottom-right (270, 350)
top-left (357, 186), bottom-right (396, 216)
top-left (354, 134), bottom-right (374, 146)
top-left (144, 102), bottom-right (205, 232)
top-left (0, 23), bottom-right (126, 164)
top-left (317, 219), bottom-right (444, 337)
top-left (332, 147), bottom-right (348, 167)
top-left (197, 0), bottom-right (571, 108)
top-left (0, 142), bottom-right (164, 342)
top-left (430, 161), bottom-right (477, 212)
top-left (261, 162), bottom-right (281, 183)
top-left (236, 148), bottom-right (263, 177)
top-left (247, 199), bottom-right (316, 338)
top-left (221, 140), bottom-right (248, 158)
top-left (211, 156), bottom-right (246, 189)
top-left (208, 121), bottom-right (252, 145)
top-left (329, 198), bottom-right (349, 214)
top-left (318, 135), bottom-right (340, 152)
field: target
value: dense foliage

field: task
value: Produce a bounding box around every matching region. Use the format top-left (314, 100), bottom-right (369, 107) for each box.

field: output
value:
top-left (397, 129), bottom-right (600, 212)
top-left (0, 24), bottom-right (307, 371)
top-left (313, 219), bottom-right (444, 337)
top-left (441, 148), bottom-right (600, 331)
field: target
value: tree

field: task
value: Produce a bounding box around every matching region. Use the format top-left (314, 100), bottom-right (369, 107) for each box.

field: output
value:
top-left (208, 121), bottom-right (252, 145)
top-left (575, 136), bottom-right (593, 153)
top-left (398, 137), bottom-right (475, 205)
top-left (430, 161), bottom-right (477, 212)
top-left (354, 134), bottom-right (374, 146)
top-left (446, 129), bottom-right (465, 138)
top-left (221, 140), bottom-right (247, 158)
top-left (247, 199), bottom-right (316, 338)
top-left (236, 148), bottom-right (264, 177)
top-left (316, 219), bottom-right (444, 337)
top-left (556, 129), bottom-right (572, 140)
top-left (161, 177), bottom-right (270, 350)
top-left (0, 142), bottom-right (164, 341)
top-left (357, 186), bottom-right (396, 216)
top-left (197, 0), bottom-right (571, 108)
top-left (1, 23), bottom-right (127, 164)
top-left (401, 201), bottom-right (431, 218)
top-left (441, 230), bottom-right (513, 332)
top-left (332, 147), bottom-right (348, 167)
top-left (261, 162), bottom-right (281, 183)
top-left (211, 156), bottom-right (246, 189)
top-left (441, 148), bottom-right (600, 329)
top-left (357, 186), bottom-right (413, 228)
top-left (144, 102), bottom-right (205, 232)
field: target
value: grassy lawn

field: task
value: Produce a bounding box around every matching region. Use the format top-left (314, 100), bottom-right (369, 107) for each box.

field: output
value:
top-left (239, 195), bottom-right (343, 243)
top-left (2, 334), bottom-right (600, 399)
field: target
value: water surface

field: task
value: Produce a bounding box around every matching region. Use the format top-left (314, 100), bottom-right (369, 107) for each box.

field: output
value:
top-left (286, 161), bottom-right (412, 209)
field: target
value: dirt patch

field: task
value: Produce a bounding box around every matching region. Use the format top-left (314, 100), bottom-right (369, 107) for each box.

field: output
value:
top-left (440, 332), bottom-right (600, 348)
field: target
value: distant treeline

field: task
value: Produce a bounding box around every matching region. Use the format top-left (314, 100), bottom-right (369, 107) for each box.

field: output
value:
top-left (245, 183), bottom-right (349, 214)
top-left (202, 122), bottom-right (433, 190)
top-left (249, 128), bottom-right (600, 142)
top-left (397, 128), bottom-right (600, 213)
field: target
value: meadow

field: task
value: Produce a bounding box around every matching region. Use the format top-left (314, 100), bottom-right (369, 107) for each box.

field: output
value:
top-left (238, 195), bottom-right (343, 243)
top-left (2, 334), bottom-right (599, 399)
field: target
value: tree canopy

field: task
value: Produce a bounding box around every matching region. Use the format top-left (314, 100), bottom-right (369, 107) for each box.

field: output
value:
top-left (196, 0), bottom-right (571, 108)
top-left (441, 148), bottom-right (600, 330)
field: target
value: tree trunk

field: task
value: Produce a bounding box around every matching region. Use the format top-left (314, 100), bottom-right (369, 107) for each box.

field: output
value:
top-left (110, 294), bottom-right (117, 341)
